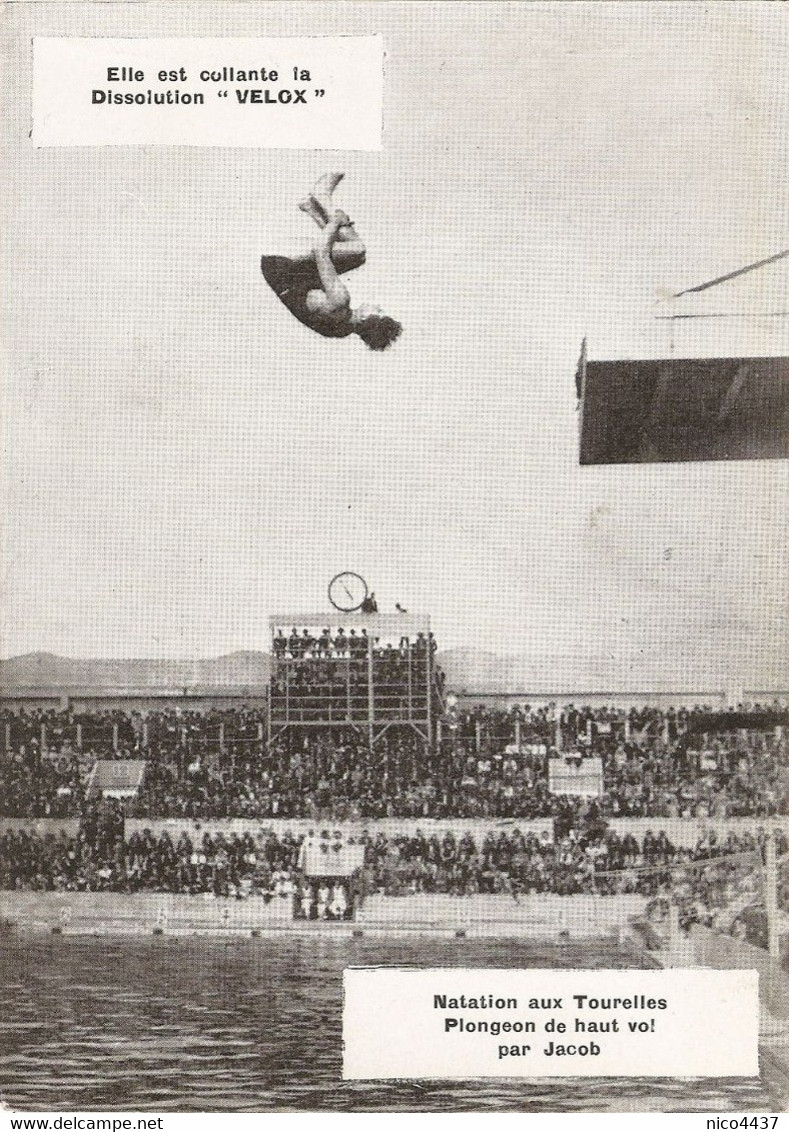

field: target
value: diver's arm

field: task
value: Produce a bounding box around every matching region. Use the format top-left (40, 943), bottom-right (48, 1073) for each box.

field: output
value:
top-left (310, 214), bottom-right (352, 313)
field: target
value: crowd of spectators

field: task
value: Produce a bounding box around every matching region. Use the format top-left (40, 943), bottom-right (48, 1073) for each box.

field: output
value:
top-left (4, 695), bottom-right (788, 953)
top-left (455, 703), bottom-right (699, 749)
top-left (0, 817), bottom-right (665, 897)
top-left (271, 626), bottom-right (437, 663)
top-left (270, 628), bottom-right (439, 713)
top-left (645, 826), bottom-right (788, 936)
top-left (2, 702), bottom-right (787, 824)
top-left (3, 815), bottom-right (785, 942)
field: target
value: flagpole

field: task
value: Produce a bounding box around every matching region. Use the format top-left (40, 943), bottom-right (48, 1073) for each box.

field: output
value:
top-left (766, 829), bottom-right (779, 959)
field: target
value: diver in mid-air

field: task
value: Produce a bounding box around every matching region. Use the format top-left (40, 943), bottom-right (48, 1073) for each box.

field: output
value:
top-left (261, 173), bottom-right (402, 350)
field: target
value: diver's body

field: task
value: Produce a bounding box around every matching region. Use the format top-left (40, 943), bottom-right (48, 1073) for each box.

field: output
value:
top-left (261, 173), bottom-right (401, 351)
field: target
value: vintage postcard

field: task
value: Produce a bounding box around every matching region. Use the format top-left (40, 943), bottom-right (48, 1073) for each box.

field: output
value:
top-left (1, 1), bottom-right (788, 1124)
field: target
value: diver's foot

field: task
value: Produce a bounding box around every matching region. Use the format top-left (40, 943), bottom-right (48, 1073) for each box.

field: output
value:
top-left (299, 195), bottom-right (328, 225)
top-left (313, 172), bottom-right (345, 197)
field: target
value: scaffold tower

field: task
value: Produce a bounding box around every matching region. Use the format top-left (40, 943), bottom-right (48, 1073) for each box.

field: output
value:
top-left (267, 612), bottom-right (444, 748)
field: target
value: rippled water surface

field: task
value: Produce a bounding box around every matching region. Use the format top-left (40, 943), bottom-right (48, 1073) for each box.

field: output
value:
top-left (0, 935), bottom-right (774, 1112)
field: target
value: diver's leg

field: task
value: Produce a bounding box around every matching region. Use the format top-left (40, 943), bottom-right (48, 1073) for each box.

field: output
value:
top-left (301, 173), bottom-right (364, 247)
top-left (295, 178), bottom-right (366, 276)
top-left (297, 203), bottom-right (362, 250)
top-left (312, 172), bottom-right (345, 207)
top-left (285, 241), bottom-right (363, 276)
top-left (299, 198), bottom-right (365, 274)
top-left (320, 196), bottom-right (366, 271)
top-left (311, 178), bottom-right (361, 248)
top-left (298, 186), bottom-right (362, 256)
top-left (298, 195), bottom-right (329, 227)
top-left (298, 172), bottom-right (344, 227)
top-left (310, 210), bottom-right (366, 287)
top-left (331, 231), bottom-right (366, 273)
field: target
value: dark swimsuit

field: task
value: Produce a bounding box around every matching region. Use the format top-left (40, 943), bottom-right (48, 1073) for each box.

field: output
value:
top-left (260, 255), bottom-right (352, 339)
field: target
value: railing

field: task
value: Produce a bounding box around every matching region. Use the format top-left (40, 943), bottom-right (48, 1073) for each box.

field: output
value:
top-left (270, 691), bottom-right (430, 723)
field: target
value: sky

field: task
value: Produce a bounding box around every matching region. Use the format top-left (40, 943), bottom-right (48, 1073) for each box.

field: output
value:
top-left (2, 1), bottom-right (788, 688)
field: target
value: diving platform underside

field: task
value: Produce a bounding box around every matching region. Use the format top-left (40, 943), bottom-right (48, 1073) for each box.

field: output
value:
top-left (578, 355), bottom-right (789, 464)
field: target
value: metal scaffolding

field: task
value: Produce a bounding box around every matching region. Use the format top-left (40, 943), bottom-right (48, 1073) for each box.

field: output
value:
top-left (267, 612), bottom-right (443, 748)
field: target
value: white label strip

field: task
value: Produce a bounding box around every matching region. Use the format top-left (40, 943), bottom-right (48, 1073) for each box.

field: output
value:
top-left (32, 36), bottom-right (383, 149)
top-left (343, 967), bottom-right (759, 1078)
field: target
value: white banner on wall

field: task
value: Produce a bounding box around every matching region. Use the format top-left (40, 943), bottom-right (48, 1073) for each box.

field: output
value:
top-left (549, 756), bottom-right (603, 797)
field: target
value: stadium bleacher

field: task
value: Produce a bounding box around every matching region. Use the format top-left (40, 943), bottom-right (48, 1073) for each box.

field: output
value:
top-left (1, 630), bottom-right (787, 943)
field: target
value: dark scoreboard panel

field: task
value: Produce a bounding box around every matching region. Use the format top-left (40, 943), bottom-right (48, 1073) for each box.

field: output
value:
top-left (578, 355), bottom-right (789, 464)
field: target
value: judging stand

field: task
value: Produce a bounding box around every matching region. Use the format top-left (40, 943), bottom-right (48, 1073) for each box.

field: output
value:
top-left (268, 612), bottom-right (444, 749)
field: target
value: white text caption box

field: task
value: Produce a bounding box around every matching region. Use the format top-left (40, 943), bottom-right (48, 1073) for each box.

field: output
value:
top-left (33, 37), bottom-right (383, 149)
top-left (343, 968), bottom-right (759, 1078)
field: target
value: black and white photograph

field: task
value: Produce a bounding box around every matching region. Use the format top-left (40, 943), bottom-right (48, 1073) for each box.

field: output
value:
top-left (2, 0), bottom-right (788, 1121)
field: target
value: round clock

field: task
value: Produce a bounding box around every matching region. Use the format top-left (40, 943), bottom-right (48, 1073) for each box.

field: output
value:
top-left (328, 571), bottom-right (368, 613)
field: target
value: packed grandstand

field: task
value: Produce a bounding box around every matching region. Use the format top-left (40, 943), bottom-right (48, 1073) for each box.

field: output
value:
top-left (1, 619), bottom-right (788, 944)
top-left (2, 701), bottom-right (787, 822)
top-left (2, 700), bottom-right (788, 935)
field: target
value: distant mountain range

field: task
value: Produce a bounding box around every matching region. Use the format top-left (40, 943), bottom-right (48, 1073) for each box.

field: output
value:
top-left (0, 651), bottom-right (271, 691)
top-left (438, 646), bottom-right (786, 695)
top-left (0, 647), bottom-right (784, 696)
